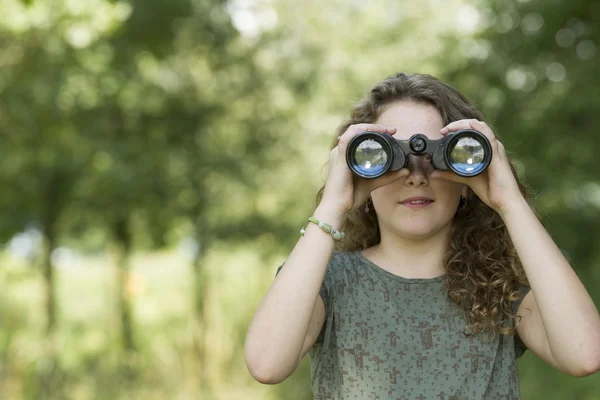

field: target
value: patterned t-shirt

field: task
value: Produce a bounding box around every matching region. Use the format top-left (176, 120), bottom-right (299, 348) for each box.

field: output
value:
top-left (276, 250), bottom-right (530, 400)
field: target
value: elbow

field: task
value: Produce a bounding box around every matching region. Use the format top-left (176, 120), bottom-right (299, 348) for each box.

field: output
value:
top-left (578, 356), bottom-right (600, 378)
top-left (246, 358), bottom-right (287, 385)
top-left (245, 345), bottom-right (289, 385)
top-left (579, 343), bottom-right (600, 377)
top-left (248, 367), bottom-right (285, 385)
top-left (568, 366), bottom-right (600, 378)
top-left (565, 350), bottom-right (600, 378)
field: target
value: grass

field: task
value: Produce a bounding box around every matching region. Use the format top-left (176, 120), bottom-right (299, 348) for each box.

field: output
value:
top-left (0, 245), bottom-right (292, 400)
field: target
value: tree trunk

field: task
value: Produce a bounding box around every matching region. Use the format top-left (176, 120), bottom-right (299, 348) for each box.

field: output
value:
top-left (41, 169), bottom-right (68, 335)
top-left (113, 216), bottom-right (136, 352)
top-left (38, 231), bottom-right (61, 400)
top-left (193, 250), bottom-right (208, 359)
top-left (39, 169), bottom-right (70, 398)
top-left (191, 219), bottom-right (213, 393)
top-left (42, 232), bottom-right (56, 335)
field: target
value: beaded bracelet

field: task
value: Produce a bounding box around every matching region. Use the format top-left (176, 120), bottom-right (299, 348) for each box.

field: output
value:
top-left (300, 216), bottom-right (345, 240)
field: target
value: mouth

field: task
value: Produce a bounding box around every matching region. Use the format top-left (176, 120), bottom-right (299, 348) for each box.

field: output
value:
top-left (399, 197), bottom-right (435, 209)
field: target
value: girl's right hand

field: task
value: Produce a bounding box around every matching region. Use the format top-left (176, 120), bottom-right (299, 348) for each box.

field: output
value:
top-left (319, 123), bottom-right (409, 219)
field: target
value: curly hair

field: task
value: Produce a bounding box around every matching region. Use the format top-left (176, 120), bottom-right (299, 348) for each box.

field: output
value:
top-left (316, 72), bottom-right (531, 341)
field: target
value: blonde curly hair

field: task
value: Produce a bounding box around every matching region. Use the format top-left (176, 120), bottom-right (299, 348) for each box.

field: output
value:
top-left (317, 72), bottom-right (531, 340)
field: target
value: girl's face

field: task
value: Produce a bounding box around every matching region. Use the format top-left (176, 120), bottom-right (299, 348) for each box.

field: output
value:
top-left (371, 101), bottom-right (467, 240)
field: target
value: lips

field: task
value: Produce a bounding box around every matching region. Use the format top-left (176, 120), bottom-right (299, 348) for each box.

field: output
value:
top-left (400, 196), bottom-right (435, 209)
top-left (401, 196), bottom-right (434, 203)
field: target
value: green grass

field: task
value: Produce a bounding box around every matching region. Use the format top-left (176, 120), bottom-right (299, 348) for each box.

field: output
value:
top-left (0, 247), bottom-right (279, 400)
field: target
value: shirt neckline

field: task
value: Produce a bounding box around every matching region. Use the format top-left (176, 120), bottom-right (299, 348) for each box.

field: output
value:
top-left (351, 250), bottom-right (447, 284)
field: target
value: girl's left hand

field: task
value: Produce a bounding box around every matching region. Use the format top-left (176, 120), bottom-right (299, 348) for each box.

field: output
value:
top-left (431, 119), bottom-right (524, 215)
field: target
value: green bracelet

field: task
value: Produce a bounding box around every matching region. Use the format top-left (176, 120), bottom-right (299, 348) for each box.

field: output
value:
top-left (300, 217), bottom-right (345, 240)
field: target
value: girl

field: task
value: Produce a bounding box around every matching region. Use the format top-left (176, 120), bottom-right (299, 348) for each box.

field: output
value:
top-left (244, 73), bottom-right (600, 399)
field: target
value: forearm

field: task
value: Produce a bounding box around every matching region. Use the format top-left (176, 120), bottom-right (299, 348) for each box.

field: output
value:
top-left (245, 206), bottom-right (345, 382)
top-left (501, 198), bottom-right (600, 370)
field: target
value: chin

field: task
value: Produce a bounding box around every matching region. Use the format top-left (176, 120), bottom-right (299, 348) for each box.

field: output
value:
top-left (391, 218), bottom-right (453, 239)
top-left (393, 225), bottom-right (442, 240)
top-left (378, 208), bottom-right (455, 239)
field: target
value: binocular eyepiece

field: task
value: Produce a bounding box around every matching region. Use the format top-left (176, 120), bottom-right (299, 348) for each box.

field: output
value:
top-left (346, 129), bottom-right (492, 179)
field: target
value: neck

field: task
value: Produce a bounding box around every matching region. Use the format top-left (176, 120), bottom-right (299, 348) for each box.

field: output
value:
top-left (364, 223), bottom-right (452, 279)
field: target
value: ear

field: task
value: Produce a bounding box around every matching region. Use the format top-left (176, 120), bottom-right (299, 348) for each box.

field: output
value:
top-left (461, 184), bottom-right (469, 198)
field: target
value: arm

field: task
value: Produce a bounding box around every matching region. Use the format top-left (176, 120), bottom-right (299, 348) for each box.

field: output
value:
top-left (245, 123), bottom-right (402, 384)
top-left (502, 197), bottom-right (600, 377)
top-left (244, 206), bottom-right (342, 384)
top-left (436, 118), bottom-right (600, 377)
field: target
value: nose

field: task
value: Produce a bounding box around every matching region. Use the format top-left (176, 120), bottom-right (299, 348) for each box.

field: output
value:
top-left (404, 155), bottom-right (429, 187)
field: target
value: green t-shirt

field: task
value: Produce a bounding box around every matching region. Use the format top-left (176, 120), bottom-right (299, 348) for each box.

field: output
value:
top-left (277, 250), bottom-right (530, 400)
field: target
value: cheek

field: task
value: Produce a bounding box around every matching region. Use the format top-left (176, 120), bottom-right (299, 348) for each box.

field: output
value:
top-left (435, 181), bottom-right (463, 202)
top-left (370, 186), bottom-right (397, 208)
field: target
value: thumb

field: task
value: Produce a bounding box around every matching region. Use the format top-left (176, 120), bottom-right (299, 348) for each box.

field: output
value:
top-left (371, 169), bottom-right (409, 191)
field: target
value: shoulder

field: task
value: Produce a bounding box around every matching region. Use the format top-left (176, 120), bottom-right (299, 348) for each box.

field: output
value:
top-left (326, 250), bottom-right (369, 285)
top-left (328, 250), bottom-right (357, 273)
top-left (275, 250), bottom-right (355, 278)
top-left (330, 250), bottom-right (353, 264)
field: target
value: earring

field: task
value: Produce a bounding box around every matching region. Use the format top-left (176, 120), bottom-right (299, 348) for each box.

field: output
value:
top-left (365, 198), bottom-right (371, 213)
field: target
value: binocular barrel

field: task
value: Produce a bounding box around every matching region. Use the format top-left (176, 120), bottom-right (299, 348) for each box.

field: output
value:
top-left (346, 129), bottom-right (492, 179)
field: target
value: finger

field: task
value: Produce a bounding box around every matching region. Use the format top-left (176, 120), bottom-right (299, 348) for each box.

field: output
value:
top-left (440, 119), bottom-right (479, 135)
top-left (346, 123), bottom-right (396, 137)
top-left (496, 140), bottom-right (507, 156)
top-left (440, 119), bottom-right (495, 138)
top-left (337, 123), bottom-right (396, 150)
top-left (468, 119), bottom-right (497, 144)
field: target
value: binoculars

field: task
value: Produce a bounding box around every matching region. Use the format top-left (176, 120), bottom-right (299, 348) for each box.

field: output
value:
top-left (346, 129), bottom-right (492, 179)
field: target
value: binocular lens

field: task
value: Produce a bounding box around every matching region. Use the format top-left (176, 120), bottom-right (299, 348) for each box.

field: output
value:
top-left (352, 139), bottom-right (388, 177)
top-left (448, 136), bottom-right (486, 175)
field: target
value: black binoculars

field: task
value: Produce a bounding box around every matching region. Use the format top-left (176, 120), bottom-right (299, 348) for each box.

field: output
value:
top-left (346, 129), bottom-right (492, 179)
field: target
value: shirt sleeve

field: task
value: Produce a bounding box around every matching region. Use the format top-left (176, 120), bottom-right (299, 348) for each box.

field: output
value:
top-left (513, 284), bottom-right (532, 358)
top-left (274, 259), bottom-right (332, 346)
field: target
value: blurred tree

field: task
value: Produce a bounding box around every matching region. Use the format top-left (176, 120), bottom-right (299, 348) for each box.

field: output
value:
top-left (0, 0), bottom-right (322, 395)
top-left (0, 14), bottom-right (92, 336)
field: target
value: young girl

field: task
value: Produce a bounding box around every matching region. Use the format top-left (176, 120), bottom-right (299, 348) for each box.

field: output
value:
top-left (244, 73), bottom-right (600, 399)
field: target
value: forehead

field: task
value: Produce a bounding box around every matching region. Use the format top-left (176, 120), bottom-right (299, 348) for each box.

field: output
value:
top-left (375, 100), bottom-right (444, 140)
